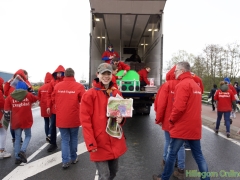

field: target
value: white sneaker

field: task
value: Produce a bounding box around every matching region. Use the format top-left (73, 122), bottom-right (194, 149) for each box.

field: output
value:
top-left (0, 151), bottom-right (11, 159)
top-left (233, 112), bottom-right (236, 119)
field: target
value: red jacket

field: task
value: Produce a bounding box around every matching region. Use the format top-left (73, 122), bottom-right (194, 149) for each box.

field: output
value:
top-left (228, 84), bottom-right (237, 95)
top-left (53, 77), bottom-right (85, 128)
top-left (80, 79), bottom-right (127, 161)
top-left (117, 62), bottom-right (130, 72)
top-left (214, 88), bottom-right (235, 112)
top-left (138, 68), bottom-right (150, 85)
top-left (47, 65), bottom-right (65, 114)
top-left (38, 72), bottom-right (52, 117)
top-left (155, 66), bottom-right (179, 131)
top-left (0, 90), bottom-right (4, 128)
top-left (191, 73), bottom-right (204, 94)
top-left (4, 90), bottom-right (38, 129)
top-left (102, 50), bottom-right (120, 64)
top-left (111, 74), bottom-right (118, 89)
top-left (169, 71), bottom-right (202, 140)
top-left (154, 66), bottom-right (175, 112)
top-left (4, 69), bottom-right (28, 97)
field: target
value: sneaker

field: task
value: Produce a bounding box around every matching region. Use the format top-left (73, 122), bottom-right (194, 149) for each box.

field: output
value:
top-left (71, 157), bottom-right (78, 164)
top-left (233, 112), bottom-right (236, 119)
top-left (62, 162), bottom-right (70, 169)
top-left (152, 174), bottom-right (161, 180)
top-left (46, 136), bottom-right (51, 143)
top-left (18, 151), bottom-right (27, 163)
top-left (47, 144), bottom-right (58, 152)
top-left (227, 134), bottom-right (230, 138)
top-left (173, 168), bottom-right (185, 180)
top-left (15, 159), bottom-right (22, 165)
top-left (0, 151), bottom-right (11, 159)
top-left (215, 129), bottom-right (218, 134)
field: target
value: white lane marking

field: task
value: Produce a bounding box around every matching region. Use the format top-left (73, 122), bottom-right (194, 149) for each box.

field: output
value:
top-left (202, 125), bottom-right (240, 146)
top-left (95, 170), bottom-right (99, 180)
top-left (3, 142), bottom-right (87, 180)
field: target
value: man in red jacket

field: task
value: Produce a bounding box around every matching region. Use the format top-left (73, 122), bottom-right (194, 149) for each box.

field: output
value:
top-left (112, 57), bottom-right (130, 77)
top-left (80, 63), bottom-right (127, 179)
top-left (53, 68), bottom-right (85, 169)
top-left (38, 72), bottom-right (52, 143)
top-left (153, 66), bottom-right (185, 180)
top-left (102, 44), bottom-right (120, 64)
top-left (138, 66), bottom-right (151, 88)
top-left (156, 62), bottom-right (209, 180)
top-left (46, 65), bottom-right (65, 152)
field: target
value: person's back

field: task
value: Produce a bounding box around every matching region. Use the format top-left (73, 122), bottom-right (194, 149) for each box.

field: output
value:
top-left (208, 84), bottom-right (218, 111)
top-left (54, 70), bottom-right (85, 128)
top-left (191, 72), bottom-right (204, 94)
top-left (4, 81), bottom-right (38, 164)
top-left (156, 61), bottom-right (210, 180)
top-left (38, 72), bottom-right (52, 117)
top-left (53, 68), bottom-right (85, 169)
top-left (170, 72), bottom-right (202, 139)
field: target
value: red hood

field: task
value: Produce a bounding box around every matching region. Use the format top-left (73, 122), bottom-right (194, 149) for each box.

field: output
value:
top-left (14, 69), bottom-right (27, 81)
top-left (52, 65), bottom-right (65, 80)
top-left (44, 72), bottom-right (52, 84)
top-left (166, 65), bottom-right (176, 81)
top-left (0, 77), bottom-right (3, 92)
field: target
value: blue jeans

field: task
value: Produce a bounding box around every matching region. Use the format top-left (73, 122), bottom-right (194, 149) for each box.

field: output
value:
top-left (161, 138), bottom-right (209, 180)
top-left (10, 126), bottom-right (15, 139)
top-left (14, 128), bottom-right (31, 159)
top-left (95, 159), bottom-right (119, 180)
top-left (59, 127), bottom-right (79, 163)
top-left (50, 114), bottom-right (57, 145)
top-left (163, 131), bottom-right (185, 169)
top-left (216, 111), bottom-right (231, 133)
top-left (44, 117), bottom-right (51, 137)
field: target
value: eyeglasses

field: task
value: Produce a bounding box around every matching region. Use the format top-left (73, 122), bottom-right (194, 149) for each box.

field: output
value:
top-left (174, 69), bottom-right (184, 73)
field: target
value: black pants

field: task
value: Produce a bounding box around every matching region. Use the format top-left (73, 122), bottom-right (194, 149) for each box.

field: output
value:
top-left (211, 99), bottom-right (216, 111)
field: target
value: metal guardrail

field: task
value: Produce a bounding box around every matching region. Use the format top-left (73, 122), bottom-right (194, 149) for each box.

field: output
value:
top-left (202, 91), bottom-right (211, 105)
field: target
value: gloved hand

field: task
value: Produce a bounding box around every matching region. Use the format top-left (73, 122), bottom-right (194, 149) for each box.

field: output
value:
top-left (4, 111), bottom-right (11, 121)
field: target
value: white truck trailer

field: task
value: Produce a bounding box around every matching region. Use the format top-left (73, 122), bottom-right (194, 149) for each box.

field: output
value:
top-left (88, 0), bottom-right (166, 115)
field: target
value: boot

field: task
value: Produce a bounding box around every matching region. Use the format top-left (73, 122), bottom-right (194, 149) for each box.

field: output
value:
top-left (173, 168), bottom-right (185, 180)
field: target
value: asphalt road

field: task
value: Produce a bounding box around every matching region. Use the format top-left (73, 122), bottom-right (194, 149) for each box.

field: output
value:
top-left (1, 107), bottom-right (240, 180)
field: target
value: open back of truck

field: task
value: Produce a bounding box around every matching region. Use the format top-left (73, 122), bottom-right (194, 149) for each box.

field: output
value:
top-left (89, 0), bottom-right (166, 114)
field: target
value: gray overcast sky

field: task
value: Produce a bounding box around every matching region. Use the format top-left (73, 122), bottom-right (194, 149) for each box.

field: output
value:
top-left (0, 0), bottom-right (240, 82)
top-left (163, 0), bottom-right (240, 62)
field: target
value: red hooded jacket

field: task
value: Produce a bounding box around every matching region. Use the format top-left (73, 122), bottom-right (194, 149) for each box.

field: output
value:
top-left (0, 79), bottom-right (4, 128)
top-left (53, 77), bottom-right (86, 128)
top-left (155, 66), bottom-right (179, 131)
top-left (47, 65), bottom-right (65, 114)
top-left (116, 62), bottom-right (130, 72)
top-left (169, 71), bottom-right (202, 140)
top-left (138, 68), bottom-right (150, 85)
top-left (191, 73), bottom-right (204, 94)
top-left (80, 79), bottom-right (127, 161)
top-left (4, 90), bottom-right (38, 129)
top-left (102, 49), bottom-right (120, 64)
top-left (4, 69), bottom-right (28, 97)
top-left (38, 72), bottom-right (52, 117)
